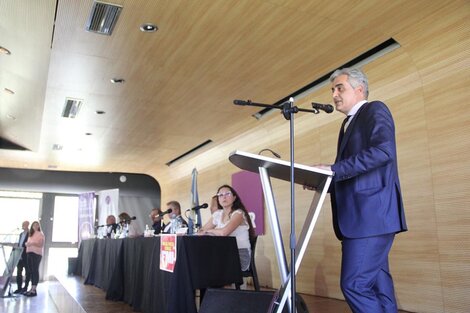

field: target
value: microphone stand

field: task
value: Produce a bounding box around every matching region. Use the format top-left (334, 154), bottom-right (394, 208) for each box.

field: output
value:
top-left (234, 98), bottom-right (319, 313)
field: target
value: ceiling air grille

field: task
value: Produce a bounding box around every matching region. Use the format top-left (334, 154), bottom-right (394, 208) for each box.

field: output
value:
top-left (62, 98), bottom-right (83, 118)
top-left (85, 1), bottom-right (122, 35)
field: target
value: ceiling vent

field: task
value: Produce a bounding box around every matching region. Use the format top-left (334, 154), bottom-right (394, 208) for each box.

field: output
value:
top-left (52, 144), bottom-right (63, 151)
top-left (62, 98), bottom-right (83, 118)
top-left (85, 1), bottom-right (122, 35)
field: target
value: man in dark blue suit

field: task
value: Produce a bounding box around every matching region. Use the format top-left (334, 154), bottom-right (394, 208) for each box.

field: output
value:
top-left (14, 220), bottom-right (30, 294)
top-left (316, 68), bottom-right (407, 312)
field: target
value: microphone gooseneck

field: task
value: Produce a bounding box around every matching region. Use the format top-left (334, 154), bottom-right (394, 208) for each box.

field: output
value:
top-left (258, 148), bottom-right (281, 158)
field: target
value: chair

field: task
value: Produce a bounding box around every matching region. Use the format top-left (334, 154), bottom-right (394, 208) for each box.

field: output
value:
top-left (236, 235), bottom-right (260, 291)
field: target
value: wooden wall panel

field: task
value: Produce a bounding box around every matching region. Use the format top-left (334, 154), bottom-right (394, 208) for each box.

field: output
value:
top-left (158, 3), bottom-right (469, 312)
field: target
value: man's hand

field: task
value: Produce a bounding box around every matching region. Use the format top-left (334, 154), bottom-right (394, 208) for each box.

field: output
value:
top-left (314, 163), bottom-right (332, 171)
top-left (303, 163), bottom-right (333, 191)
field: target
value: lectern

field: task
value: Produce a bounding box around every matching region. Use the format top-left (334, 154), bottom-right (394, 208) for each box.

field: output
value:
top-left (229, 150), bottom-right (334, 313)
top-left (0, 243), bottom-right (23, 298)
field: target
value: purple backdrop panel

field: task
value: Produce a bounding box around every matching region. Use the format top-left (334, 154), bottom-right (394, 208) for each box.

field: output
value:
top-left (78, 192), bottom-right (95, 244)
top-left (232, 170), bottom-right (264, 235)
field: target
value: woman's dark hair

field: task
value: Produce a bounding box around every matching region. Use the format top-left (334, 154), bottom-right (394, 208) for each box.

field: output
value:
top-left (118, 212), bottom-right (132, 224)
top-left (29, 221), bottom-right (41, 236)
top-left (217, 184), bottom-right (255, 239)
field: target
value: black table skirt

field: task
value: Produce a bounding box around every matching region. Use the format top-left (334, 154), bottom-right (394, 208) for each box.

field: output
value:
top-left (76, 236), bottom-right (243, 313)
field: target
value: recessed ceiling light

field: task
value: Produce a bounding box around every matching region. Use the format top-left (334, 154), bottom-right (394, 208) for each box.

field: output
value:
top-left (0, 46), bottom-right (11, 55)
top-left (4, 88), bottom-right (15, 94)
top-left (110, 78), bottom-right (125, 84)
top-left (140, 23), bottom-right (158, 32)
top-left (85, 132), bottom-right (92, 136)
top-left (95, 110), bottom-right (106, 114)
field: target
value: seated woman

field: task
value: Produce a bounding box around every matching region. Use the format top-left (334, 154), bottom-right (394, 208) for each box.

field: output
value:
top-left (198, 184), bottom-right (255, 271)
top-left (118, 212), bottom-right (140, 238)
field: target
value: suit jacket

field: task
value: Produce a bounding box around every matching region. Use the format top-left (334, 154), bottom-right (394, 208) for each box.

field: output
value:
top-left (18, 231), bottom-right (29, 261)
top-left (330, 101), bottom-right (407, 240)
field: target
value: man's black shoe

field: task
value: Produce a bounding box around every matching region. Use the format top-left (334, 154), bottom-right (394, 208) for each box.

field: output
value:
top-left (13, 289), bottom-right (22, 294)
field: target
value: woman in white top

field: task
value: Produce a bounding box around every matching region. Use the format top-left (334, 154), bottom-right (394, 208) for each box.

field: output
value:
top-left (198, 185), bottom-right (255, 271)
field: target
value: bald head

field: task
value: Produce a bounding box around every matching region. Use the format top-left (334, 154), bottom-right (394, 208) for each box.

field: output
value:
top-left (22, 221), bottom-right (30, 232)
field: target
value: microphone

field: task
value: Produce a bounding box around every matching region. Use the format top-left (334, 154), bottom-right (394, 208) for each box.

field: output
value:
top-left (158, 208), bottom-right (173, 217)
top-left (233, 99), bottom-right (251, 106)
top-left (120, 216), bottom-right (137, 224)
top-left (311, 102), bottom-right (334, 113)
top-left (96, 222), bottom-right (119, 228)
top-left (186, 203), bottom-right (208, 211)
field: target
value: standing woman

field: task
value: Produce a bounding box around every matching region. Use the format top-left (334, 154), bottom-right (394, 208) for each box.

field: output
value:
top-left (24, 221), bottom-right (45, 297)
top-left (198, 185), bottom-right (255, 271)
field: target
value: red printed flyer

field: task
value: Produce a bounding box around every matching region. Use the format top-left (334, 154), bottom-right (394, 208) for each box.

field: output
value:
top-left (160, 234), bottom-right (177, 272)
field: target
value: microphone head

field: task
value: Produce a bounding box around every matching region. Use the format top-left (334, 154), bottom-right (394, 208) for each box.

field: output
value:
top-left (167, 208), bottom-right (173, 214)
top-left (131, 216), bottom-right (137, 220)
top-left (324, 105), bottom-right (334, 113)
top-left (200, 203), bottom-right (208, 209)
top-left (311, 102), bottom-right (334, 113)
top-left (233, 99), bottom-right (250, 106)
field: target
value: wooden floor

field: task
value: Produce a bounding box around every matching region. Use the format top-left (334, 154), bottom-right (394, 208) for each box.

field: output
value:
top-left (1, 276), bottom-right (413, 313)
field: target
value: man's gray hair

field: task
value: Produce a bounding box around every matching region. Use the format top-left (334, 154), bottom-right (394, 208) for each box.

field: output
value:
top-left (330, 68), bottom-right (369, 99)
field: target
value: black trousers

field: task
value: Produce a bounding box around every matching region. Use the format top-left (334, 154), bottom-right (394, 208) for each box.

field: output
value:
top-left (16, 256), bottom-right (30, 289)
top-left (26, 252), bottom-right (42, 286)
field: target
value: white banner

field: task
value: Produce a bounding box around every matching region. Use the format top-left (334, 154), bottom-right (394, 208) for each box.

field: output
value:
top-left (97, 189), bottom-right (119, 226)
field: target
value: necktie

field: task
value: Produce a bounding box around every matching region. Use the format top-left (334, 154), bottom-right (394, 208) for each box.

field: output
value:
top-left (339, 115), bottom-right (352, 142)
top-left (337, 115), bottom-right (352, 158)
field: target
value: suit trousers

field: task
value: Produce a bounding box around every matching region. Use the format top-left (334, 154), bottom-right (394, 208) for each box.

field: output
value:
top-left (341, 234), bottom-right (397, 313)
top-left (16, 257), bottom-right (29, 289)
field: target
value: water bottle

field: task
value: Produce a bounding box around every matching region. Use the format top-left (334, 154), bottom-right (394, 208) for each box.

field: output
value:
top-left (169, 213), bottom-right (177, 234)
top-left (187, 217), bottom-right (194, 235)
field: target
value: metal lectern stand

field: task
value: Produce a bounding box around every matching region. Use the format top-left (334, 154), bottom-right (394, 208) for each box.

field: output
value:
top-left (0, 243), bottom-right (23, 298)
top-left (229, 150), bottom-right (334, 313)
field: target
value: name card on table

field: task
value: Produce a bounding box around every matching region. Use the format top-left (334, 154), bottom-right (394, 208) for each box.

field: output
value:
top-left (160, 234), bottom-right (177, 272)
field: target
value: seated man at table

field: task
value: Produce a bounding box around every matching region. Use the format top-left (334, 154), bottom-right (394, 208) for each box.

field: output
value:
top-left (162, 201), bottom-right (188, 234)
top-left (105, 215), bottom-right (119, 238)
top-left (149, 208), bottom-right (163, 235)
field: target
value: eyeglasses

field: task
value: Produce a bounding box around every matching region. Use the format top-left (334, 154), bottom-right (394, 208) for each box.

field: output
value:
top-left (217, 191), bottom-right (232, 198)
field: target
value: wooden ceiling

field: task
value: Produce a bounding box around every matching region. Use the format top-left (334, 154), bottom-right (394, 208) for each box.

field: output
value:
top-left (0, 0), bottom-right (456, 184)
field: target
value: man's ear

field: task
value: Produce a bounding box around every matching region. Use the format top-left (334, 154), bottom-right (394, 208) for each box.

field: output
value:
top-left (355, 84), bottom-right (365, 98)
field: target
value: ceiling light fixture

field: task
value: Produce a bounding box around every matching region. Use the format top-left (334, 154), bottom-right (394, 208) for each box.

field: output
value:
top-left (85, 132), bottom-right (92, 136)
top-left (140, 23), bottom-right (158, 33)
top-left (0, 46), bottom-right (11, 55)
top-left (110, 78), bottom-right (125, 84)
top-left (95, 110), bottom-right (106, 114)
top-left (4, 88), bottom-right (15, 95)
